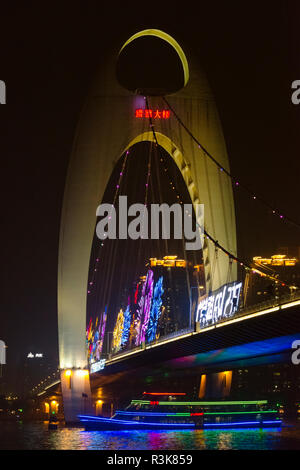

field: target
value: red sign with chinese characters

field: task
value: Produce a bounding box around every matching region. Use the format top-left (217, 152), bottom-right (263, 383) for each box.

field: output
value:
top-left (135, 109), bottom-right (170, 119)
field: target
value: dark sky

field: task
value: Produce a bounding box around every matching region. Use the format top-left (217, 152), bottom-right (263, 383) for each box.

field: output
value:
top-left (0, 1), bottom-right (299, 392)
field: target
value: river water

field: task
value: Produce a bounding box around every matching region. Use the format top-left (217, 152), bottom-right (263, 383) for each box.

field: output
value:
top-left (1, 420), bottom-right (300, 450)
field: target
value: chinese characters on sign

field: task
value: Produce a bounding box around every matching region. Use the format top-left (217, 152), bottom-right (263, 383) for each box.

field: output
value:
top-left (195, 281), bottom-right (243, 329)
top-left (135, 109), bottom-right (170, 119)
top-left (90, 359), bottom-right (106, 373)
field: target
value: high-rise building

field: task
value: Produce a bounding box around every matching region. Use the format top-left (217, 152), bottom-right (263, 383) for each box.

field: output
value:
top-left (149, 256), bottom-right (195, 334)
top-left (248, 250), bottom-right (300, 305)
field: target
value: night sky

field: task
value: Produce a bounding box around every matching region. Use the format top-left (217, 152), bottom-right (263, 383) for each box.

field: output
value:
top-left (0, 1), bottom-right (299, 393)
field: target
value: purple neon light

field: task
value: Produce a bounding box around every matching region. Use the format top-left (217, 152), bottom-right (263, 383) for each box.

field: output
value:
top-left (97, 307), bottom-right (107, 359)
top-left (135, 270), bottom-right (154, 345)
top-left (140, 270), bottom-right (154, 343)
top-left (147, 276), bottom-right (164, 343)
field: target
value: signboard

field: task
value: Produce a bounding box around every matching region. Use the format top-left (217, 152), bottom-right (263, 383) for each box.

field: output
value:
top-left (195, 281), bottom-right (242, 329)
top-left (27, 352), bottom-right (43, 358)
top-left (90, 359), bottom-right (106, 373)
top-left (135, 109), bottom-right (170, 119)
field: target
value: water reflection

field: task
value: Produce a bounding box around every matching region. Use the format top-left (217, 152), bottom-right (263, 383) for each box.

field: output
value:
top-left (0, 421), bottom-right (300, 450)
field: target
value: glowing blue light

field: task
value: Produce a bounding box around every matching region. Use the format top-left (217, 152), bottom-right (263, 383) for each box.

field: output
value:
top-left (78, 415), bottom-right (195, 427)
top-left (262, 420), bottom-right (282, 425)
top-left (121, 305), bottom-right (131, 346)
top-left (204, 420), bottom-right (282, 427)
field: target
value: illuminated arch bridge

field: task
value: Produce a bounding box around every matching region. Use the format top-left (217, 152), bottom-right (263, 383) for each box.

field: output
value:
top-left (39, 295), bottom-right (300, 419)
top-left (56, 29), bottom-right (299, 422)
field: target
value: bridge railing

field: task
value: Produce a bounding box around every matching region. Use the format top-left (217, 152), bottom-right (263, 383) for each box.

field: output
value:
top-left (236, 289), bottom-right (300, 317)
top-left (207, 288), bottom-right (300, 330)
top-left (108, 326), bottom-right (194, 361)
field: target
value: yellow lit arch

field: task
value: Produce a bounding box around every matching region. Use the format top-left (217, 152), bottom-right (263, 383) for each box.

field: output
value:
top-left (119, 29), bottom-right (189, 87)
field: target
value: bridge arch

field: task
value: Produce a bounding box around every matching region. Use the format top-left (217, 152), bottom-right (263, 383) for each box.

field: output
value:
top-left (117, 28), bottom-right (189, 94)
top-left (122, 130), bottom-right (209, 280)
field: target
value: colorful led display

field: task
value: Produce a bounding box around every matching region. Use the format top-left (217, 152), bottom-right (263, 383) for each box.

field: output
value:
top-left (112, 309), bottom-right (125, 352)
top-left (135, 270), bottom-right (154, 345)
top-left (146, 276), bottom-right (164, 343)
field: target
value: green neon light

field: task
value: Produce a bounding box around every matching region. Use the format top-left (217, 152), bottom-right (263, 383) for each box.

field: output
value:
top-left (131, 400), bottom-right (268, 406)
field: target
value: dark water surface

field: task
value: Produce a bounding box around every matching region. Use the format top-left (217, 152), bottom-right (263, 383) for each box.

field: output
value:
top-left (1, 421), bottom-right (300, 450)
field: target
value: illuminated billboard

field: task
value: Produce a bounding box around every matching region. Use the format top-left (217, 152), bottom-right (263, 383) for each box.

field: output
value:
top-left (195, 281), bottom-right (242, 328)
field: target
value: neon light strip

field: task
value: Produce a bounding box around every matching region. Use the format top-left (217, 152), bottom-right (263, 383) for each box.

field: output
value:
top-left (145, 332), bottom-right (194, 349)
top-left (131, 400), bottom-right (268, 406)
top-left (106, 348), bottom-right (144, 364)
top-left (44, 380), bottom-right (60, 391)
top-left (116, 410), bottom-right (277, 417)
top-left (115, 411), bottom-right (171, 417)
top-left (131, 400), bottom-right (149, 405)
top-left (281, 299), bottom-right (300, 309)
top-left (205, 411), bottom-right (277, 415)
top-left (143, 392), bottom-right (186, 396)
top-left (215, 307), bottom-right (280, 328)
top-left (116, 411), bottom-right (203, 417)
top-left (262, 420), bottom-right (282, 424)
top-left (204, 420), bottom-right (282, 427)
top-left (78, 415), bottom-right (194, 427)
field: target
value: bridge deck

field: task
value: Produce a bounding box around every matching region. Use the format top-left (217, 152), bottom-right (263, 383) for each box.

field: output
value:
top-left (98, 294), bottom-right (300, 375)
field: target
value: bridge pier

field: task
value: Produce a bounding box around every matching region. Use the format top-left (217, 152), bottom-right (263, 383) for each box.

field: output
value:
top-left (60, 369), bottom-right (92, 424)
top-left (199, 371), bottom-right (232, 399)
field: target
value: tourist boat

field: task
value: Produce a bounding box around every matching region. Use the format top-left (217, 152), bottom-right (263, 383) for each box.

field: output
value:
top-left (78, 392), bottom-right (282, 430)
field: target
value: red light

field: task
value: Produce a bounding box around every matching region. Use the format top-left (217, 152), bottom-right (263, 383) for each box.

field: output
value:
top-left (134, 283), bottom-right (139, 304)
top-left (190, 413), bottom-right (204, 416)
top-left (135, 109), bottom-right (170, 119)
top-left (150, 401), bottom-right (159, 405)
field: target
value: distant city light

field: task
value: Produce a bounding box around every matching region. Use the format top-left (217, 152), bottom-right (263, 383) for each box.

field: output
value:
top-left (253, 254), bottom-right (298, 267)
top-left (150, 256), bottom-right (186, 268)
top-left (27, 352), bottom-right (43, 358)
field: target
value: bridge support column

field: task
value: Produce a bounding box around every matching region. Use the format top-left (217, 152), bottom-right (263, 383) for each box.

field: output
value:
top-left (60, 369), bottom-right (92, 424)
top-left (199, 370), bottom-right (232, 399)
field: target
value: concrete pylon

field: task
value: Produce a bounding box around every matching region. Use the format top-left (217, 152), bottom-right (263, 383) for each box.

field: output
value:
top-left (57, 29), bottom-right (237, 422)
top-left (60, 369), bottom-right (92, 424)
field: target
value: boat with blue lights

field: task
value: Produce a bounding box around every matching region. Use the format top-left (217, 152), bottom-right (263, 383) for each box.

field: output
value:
top-left (79, 392), bottom-right (282, 430)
